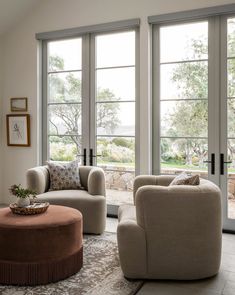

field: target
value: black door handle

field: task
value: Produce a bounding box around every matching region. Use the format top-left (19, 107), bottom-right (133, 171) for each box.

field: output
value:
top-left (89, 149), bottom-right (101, 166)
top-left (89, 148), bottom-right (93, 166)
top-left (203, 153), bottom-right (215, 175)
top-left (76, 149), bottom-right (87, 165)
top-left (83, 148), bottom-right (87, 166)
top-left (220, 153), bottom-right (232, 175)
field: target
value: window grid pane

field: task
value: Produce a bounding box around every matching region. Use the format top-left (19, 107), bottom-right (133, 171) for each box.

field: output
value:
top-left (160, 62), bottom-right (208, 100)
top-left (48, 72), bottom-right (82, 103)
top-left (48, 103), bottom-right (82, 136)
top-left (96, 136), bottom-right (135, 170)
top-left (96, 31), bottom-right (135, 68)
top-left (48, 38), bottom-right (82, 72)
top-left (96, 101), bottom-right (135, 136)
top-left (160, 21), bottom-right (208, 63)
top-left (48, 135), bottom-right (82, 162)
top-left (96, 67), bottom-right (135, 101)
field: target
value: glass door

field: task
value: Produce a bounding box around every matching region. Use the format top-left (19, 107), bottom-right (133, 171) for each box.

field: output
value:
top-left (91, 31), bottom-right (137, 214)
top-left (220, 16), bottom-right (235, 231)
top-left (44, 31), bottom-right (137, 216)
top-left (155, 21), bottom-right (210, 180)
top-left (153, 16), bottom-right (235, 231)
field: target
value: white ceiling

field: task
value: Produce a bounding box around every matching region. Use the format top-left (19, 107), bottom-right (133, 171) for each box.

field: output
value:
top-left (0, 0), bottom-right (39, 36)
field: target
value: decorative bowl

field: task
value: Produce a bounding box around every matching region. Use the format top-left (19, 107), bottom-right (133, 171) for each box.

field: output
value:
top-left (9, 202), bottom-right (50, 215)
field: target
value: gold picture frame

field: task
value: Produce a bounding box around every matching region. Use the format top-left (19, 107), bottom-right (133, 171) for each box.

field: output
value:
top-left (10, 97), bottom-right (28, 112)
top-left (6, 114), bottom-right (30, 147)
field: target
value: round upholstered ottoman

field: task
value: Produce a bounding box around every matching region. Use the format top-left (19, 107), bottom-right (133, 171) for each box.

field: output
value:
top-left (0, 205), bottom-right (83, 285)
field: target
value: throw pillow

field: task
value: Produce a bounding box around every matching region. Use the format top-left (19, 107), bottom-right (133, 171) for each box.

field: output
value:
top-left (170, 172), bottom-right (200, 186)
top-left (47, 160), bottom-right (82, 191)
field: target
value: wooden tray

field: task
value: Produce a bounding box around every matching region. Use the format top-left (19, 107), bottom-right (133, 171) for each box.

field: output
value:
top-left (9, 202), bottom-right (50, 215)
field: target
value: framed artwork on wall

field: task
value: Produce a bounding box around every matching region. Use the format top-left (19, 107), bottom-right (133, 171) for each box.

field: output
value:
top-left (6, 114), bottom-right (30, 147)
top-left (10, 97), bottom-right (28, 112)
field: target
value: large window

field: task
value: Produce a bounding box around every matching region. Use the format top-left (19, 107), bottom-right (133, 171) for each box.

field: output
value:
top-left (41, 23), bottom-right (138, 211)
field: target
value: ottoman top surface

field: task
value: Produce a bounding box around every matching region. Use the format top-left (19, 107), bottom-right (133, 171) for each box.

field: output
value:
top-left (0, 205), bottom-right (82, 229)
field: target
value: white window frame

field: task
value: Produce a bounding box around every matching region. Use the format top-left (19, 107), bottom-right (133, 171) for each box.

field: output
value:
top-left (37, 20), bottom-right (140, 175)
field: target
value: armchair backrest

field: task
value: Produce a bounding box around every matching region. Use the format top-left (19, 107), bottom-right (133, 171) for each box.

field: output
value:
top-left (27, 165), bottom-right (105, 195)
top-left (135, 178), bottom-right (221, 229)
top-left (133, 175), bottom-right (175, 204)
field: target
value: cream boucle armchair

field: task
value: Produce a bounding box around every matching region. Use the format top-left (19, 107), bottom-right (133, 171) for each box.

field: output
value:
top-left (27, 165), bottom-right (106, 234)
top-left (117, 175), bottom-right (222, 280)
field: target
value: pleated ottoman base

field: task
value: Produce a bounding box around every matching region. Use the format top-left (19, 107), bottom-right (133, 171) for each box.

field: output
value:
top-left (0, 247), bottom-right (83, 285)
top-left (0, 205), bottom-right (83, 285)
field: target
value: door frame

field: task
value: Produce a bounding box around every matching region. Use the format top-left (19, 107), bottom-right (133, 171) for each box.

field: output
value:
top-left (151, 15), bottom-right (235, 231)
top-left (219, 14), bottom-right (235, 231)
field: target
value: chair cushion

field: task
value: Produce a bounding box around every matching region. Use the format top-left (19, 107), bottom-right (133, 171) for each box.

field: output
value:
top-left (170, 172), bottom-right (200, 186)
top-left (47, 160), bottom-right (82, 191)
top-left (36, 190), bottom-right (106, 234)
top-left (37, 189), bottom-right (103, 206)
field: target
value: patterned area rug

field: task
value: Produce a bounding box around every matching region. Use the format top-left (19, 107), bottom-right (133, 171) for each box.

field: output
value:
top-left (0, 232), bottom-right (143, 295)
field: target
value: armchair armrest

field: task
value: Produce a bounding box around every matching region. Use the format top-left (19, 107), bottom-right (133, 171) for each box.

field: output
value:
top-left (133, 175), bottom-right (175, 204)
top-left (87, 167), bottom-right (106, 196)
top-left (117, 204), bottom-right (147, 278)
top-left (26, 166), bottom-right (50, 194)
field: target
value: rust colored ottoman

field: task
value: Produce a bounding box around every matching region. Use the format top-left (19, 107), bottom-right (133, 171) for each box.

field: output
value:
top-left (0, 205), bottom-right (83, 285)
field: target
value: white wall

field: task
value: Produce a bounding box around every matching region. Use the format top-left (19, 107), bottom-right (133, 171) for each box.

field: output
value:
top-left (1, 0), bottom-right (234, 204)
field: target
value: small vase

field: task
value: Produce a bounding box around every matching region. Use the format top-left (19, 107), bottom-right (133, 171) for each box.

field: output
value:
top-left (17, 198), bottom-right (30, 207)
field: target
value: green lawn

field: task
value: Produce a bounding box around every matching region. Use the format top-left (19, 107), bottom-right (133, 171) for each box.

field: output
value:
top-left (93, 160), bottom-right (235, 174)
top-left (161, 162), bottom-right (235, 173)
top-left (161, 162), bottom-right (207, 171)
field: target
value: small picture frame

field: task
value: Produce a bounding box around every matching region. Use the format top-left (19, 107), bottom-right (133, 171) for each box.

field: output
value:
top-left (10, 97), bottom-right (28, 112)
top-left (6, 114), bottom-right (30, 147)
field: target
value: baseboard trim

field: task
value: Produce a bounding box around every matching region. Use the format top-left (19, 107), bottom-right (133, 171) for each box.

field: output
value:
top-left (223, 229), bottom-right (235, 234)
